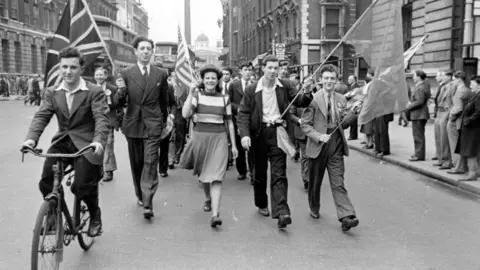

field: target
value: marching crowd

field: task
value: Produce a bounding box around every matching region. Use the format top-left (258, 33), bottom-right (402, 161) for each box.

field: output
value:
top-left (0, 74), bottom-right (44, 105)
top-left (20, 34), bottom-right (480, 238)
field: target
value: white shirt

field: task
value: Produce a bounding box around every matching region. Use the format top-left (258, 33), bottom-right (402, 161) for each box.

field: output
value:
top-left (55, 78), bottom-right (89, 112)
top-left (222, 80), bottom-right (230, 95)
top-left (255, 76), bottom-right (282, 123)
top-left (137, 62), bottom-right (151, 76)
top-left (241, 79), bottom-right (248, 92)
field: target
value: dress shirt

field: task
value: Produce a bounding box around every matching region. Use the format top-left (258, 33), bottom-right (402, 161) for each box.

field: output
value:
top-left (55, 78), bottom-right (89, 112)
top-left (255, 77), bottom-right (282, 123)
top-left (137, 62), bottom-right (151, 76)
top-left (324, 90), bottom-right (337, 125)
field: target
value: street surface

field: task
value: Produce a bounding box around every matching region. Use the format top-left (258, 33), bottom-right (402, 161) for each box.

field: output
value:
top-left (1, 101), bottom-right (480, 270)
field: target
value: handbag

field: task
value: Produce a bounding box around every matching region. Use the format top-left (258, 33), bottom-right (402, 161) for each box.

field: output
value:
top-left (221, 94), bottom-right (234, 168)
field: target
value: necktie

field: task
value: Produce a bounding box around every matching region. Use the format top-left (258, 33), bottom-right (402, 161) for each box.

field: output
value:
top-left (143, 66), bottom-right (148, 82)
top-left (327, 92), bottom-right (332, 124)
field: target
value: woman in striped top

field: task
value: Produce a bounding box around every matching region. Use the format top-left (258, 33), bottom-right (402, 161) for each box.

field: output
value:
top-left (179, 65), bottom-right (238, 228)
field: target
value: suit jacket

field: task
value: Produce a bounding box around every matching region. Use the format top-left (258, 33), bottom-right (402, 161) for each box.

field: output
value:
top-left (407, 81), bottom-right (430, 121)
top-left (348, 82), bottom-right (359, 92)
top-left (450, 82), bottom-right (472, 129)
top-left (25, 82), bottom-right (110, 165)
top-left (289, 104), bottom-right (306, 140)
top-left (116, 64), bottom-right (169, 138)
top-left (237, 78), bottom-right (313, 140)
top-left (436, 80), bottom-right (453, 112)
top-left (300, 90), bottom-right (352, 159)
top-left (228, 79), bottom-right (247, 120)
top-left (102, 83), bottom-right (120, 130)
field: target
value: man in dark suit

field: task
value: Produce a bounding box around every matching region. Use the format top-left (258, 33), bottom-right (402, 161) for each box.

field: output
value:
top-left (301, 64), bottom-right (359, 232)
top-left (94, 67), bottom-right (119, 182)
top-left (22, 47), bottom-right (110, 237)
top-left (237, 55), bottom-right (313, 229)
top-left (373, 112), bottom-right (393, 157)
top-left (228, 62), bottom-right (253, 181)
top-left (115, 36), bottom-right (169, 219)
top-left (406, 70), bottom-right (431, 161)
top-left (158, 81), bottom-right (177, 177)
top-left (346, 75), bottom-right (360, 140)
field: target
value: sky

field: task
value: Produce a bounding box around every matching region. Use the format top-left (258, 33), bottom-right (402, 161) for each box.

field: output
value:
top-left (142, 0), bottom-right (224, 45)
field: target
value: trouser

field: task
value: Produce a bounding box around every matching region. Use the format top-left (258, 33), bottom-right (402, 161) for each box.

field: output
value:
top-left (126, 135), bottom-right (162, 209)
top-left (159, 133), bottom-right (171, 173)
top-left (374, 116), bottom-right (390, 153)
top-left (253, 126), bottom-right (290, 219)
top-left (308, 128), bottom-right (355, 220)
top-left (348, 117), bottom-right (358, 139)
top-left (447, 121), bottom-right (466, 172)
top-left (235, 127), bottom-right (254, 176)
top-left (412, 119), bottom-right (427, 159)
top-left (39, 136), bottom-right (102, 211)
top-left (173, 109), bottom-right (187, 161)
top-left (435, 110), bottom-right (451, 166)
top-left (299, 139), bottom-right (309, 184)
top-left (103, 128), bottom-right (117, 172)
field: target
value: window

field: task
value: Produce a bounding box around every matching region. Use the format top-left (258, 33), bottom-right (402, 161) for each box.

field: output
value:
top-left (24, 1), bottom-right (29, 24)
top-left (2, 39), bottom-right (10, 72)
top-left (285, 16), bottom-right (289, 38)
top-left (278, 19), bottom-right (282, 42)
top-left (40, 46), bottom-right (46, 73)
top-left (293, 12), bottom-right (297, 38)
top-left (0, 0), bottom-right (4, 17)
top-left (31, 44), bottom-right (37, 74)
top-left (43, 7), bottom-right (48, 29)
top-left (402, 2), bottom-right (413, 51)
top-left (33, 4), bottom-right (39, 25)
top-left (11, 0), bottom-right (18, 19)
top-left (14, 42), bottom-right (21, 73)
top-left (325, 9), bottom-right (340, 39)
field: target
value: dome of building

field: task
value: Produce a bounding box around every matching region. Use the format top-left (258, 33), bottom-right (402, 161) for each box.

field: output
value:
top-left (196, 33), bottom-right (210, 43)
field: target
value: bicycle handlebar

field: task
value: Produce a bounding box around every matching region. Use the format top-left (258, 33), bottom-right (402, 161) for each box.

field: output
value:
top-left (20, 145), bottom-right (94, 159)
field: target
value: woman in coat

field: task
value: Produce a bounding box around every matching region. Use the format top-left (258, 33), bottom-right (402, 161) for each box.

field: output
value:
top-left (455, 75), bottom-right (480, 181)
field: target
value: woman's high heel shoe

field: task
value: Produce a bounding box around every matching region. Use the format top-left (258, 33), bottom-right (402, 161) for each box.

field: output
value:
top-left (211, 214), bottom-right (222, 228)
top-left (203, 200), bottom-right (212, 212)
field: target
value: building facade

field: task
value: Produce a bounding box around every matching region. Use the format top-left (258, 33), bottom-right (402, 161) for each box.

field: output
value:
top-left (192, 33), bottom-right (222, 68)
top-left (0, 0), bottom-right (148, 76)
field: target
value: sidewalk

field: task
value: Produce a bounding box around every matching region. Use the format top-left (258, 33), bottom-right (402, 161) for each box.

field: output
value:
top-left (346, 115), bottom-right (480, 196)
top-left (0, 95), bottom-right (25, 101)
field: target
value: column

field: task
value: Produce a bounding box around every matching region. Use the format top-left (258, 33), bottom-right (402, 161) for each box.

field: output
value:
top-left (463, 0), bottom-right (474, 57)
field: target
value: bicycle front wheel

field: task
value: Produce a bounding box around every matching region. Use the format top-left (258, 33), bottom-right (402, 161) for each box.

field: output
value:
top-left (74, 197), bottom-right (95, 250)
top-left (31, 199), bottom-right (64, 270)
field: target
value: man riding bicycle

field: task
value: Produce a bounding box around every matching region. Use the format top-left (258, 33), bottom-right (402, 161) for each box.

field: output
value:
top-left (22, 47), bottom-right (110, 237)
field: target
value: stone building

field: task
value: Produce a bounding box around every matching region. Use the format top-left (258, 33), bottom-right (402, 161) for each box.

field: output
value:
top-left (0, 0), bottom-right (148, 76)
top-left (192, 33), bottom-right (222, 68)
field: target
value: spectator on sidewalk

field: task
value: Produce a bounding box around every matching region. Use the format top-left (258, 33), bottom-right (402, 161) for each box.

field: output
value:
top-left (346, 75), bottom-right (360, 140)
top-left (455, 75), bottom-right (480, 181)
top-left (406, 70), bottom-right (431, 162)
top-left (447, 71), bottom-right (471, 175)
top-left (360, 69), bottom-right (375, 149)
top-left (433, 69), bottom-right (454, 169)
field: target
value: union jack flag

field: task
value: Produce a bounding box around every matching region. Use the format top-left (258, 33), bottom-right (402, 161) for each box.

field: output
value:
top-left (45, 0), bottom-right (106, 87)
top-left (174, 25), bottom-right (196, 98)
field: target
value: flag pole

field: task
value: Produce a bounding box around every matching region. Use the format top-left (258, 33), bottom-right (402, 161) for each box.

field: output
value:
top-left (279, 0), bottom-right (381, 119)
top-left (80, 0), bottom-right (117, 74)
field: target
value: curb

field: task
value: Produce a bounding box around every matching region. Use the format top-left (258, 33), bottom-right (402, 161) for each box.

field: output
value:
top-left (0, 96), bottom-right (26, 101)
top-left (348, 144), bottom-right (480, 196)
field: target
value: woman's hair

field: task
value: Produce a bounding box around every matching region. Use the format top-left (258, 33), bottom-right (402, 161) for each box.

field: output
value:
top-left (454, 71), bottom-right (466, 82)
top-left (470, 75), bottom-right (480, 85)
top-left (198, 65), bottom-right (223, 93)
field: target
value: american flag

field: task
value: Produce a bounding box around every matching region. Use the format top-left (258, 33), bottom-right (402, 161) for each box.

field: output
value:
top-left (174, 25), bottom-right (196, 98)
top-left (45, 0), bottom-right (106, 87)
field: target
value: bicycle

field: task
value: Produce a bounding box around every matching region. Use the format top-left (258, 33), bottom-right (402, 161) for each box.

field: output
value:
top-left (21, 145), bottom-right (99, 270)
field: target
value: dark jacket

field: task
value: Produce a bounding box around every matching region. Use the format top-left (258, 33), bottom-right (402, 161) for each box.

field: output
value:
top-left (116, 64), bottom-right (169, 138)
top-left (25, 81), bottom-right (110, 165)
top-left (237, 78), bottom-right (313, 139)
top-left (407, 80), bottom-right (430, 121)
top-left (164, 83), bottom-right (178, 121)
top-left (228, 79), bottom-right (248, 120)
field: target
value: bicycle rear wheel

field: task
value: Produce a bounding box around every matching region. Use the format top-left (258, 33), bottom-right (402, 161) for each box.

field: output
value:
top-left (31, 199), bottom-right (64, 270)
top-left (74, 197), bottom-right (95, 250)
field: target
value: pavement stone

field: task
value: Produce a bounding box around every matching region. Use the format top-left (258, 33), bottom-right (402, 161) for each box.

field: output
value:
top-left (346, 115), bottom-right (480, 196)
top-left (0, 95), bottom-right (26, 101)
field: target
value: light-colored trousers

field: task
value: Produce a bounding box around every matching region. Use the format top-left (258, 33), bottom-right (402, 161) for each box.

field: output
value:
top-left (103, 128), bottom-right (117, 172)
top-left (434, 111), bottom-right (451, 166)
top-left (447, 121), bottom-right (466, 172)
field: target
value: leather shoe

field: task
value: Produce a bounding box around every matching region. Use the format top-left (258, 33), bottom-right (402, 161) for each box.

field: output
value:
top-left (102, 171), bottom-right (113, 182)
top-left (143, 208), bottom-right (154, 219)
top-left (341, 216), bottom-right (359, 232)
top-left (237, 174), bottom-right (246, 180)
top-left (277, 214), bottom-right (292, 229)
top-left (168, 163), bottom-right (174, 169)
top-left (258, 208), bottom-right (270, 217)
top-left (160, 172), bottom-right (168, 178)
top-left (310, 211), bottom-right (320, 219)
top-left (409, 156), bottom-right (424, 162)
top-left (87, 208), bottom-right (102, 237)
top-left (211, 214), bottom-right (222, 228)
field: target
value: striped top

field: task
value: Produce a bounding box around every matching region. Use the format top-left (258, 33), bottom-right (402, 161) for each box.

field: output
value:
top-left (192, 90), bottom-right (232, 133)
